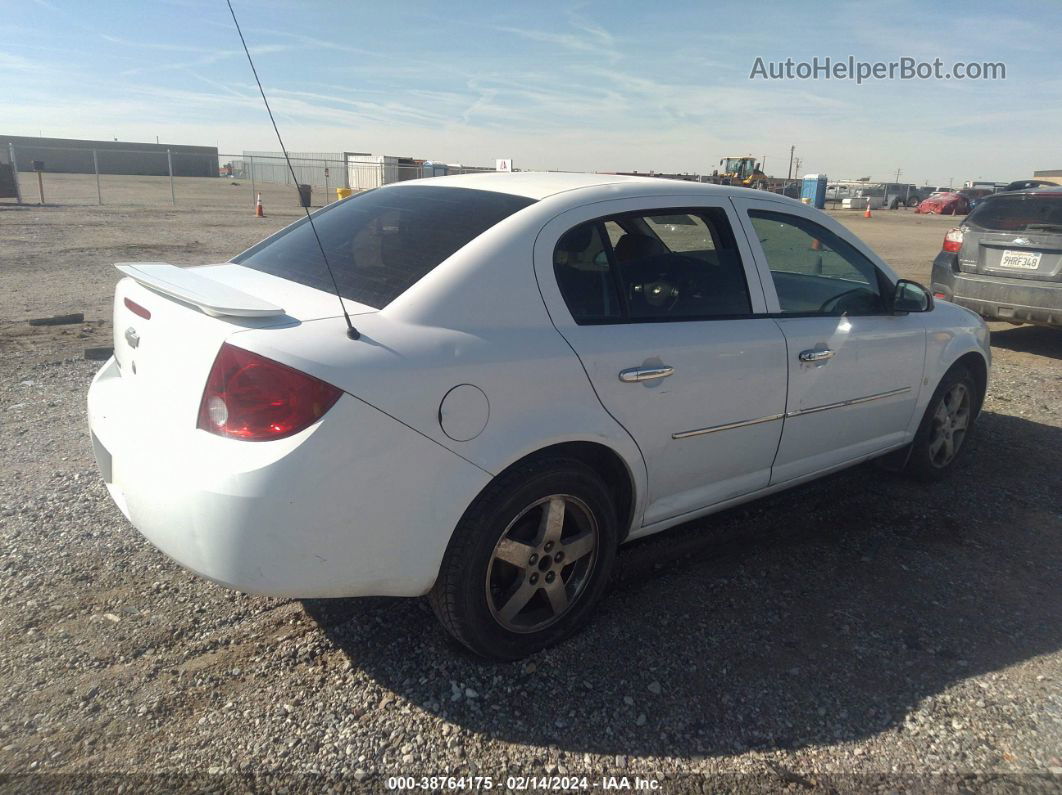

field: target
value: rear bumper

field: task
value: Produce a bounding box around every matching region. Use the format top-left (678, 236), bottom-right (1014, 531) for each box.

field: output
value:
top-left (933, 269), bottom-right (1062, 327)
top-left (87, 357), bottom-right (490, 598)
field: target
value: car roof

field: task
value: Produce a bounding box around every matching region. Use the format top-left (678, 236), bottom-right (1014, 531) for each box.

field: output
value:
top-left (986, 186), bottom-right (1062, 198)
top-left (378, 170), bottom-right (768, 201)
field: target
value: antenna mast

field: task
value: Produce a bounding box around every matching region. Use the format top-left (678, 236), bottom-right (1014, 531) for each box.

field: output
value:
top-left (226, 0), bottom-right (359, 340)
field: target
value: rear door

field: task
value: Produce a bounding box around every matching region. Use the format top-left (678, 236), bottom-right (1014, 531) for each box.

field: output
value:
top-left (534, 197), bottom-right (787, 528)
top-left (731, 196), bottom-right (926, 484)
top-left (960, 194), bottom-right (1062, 283)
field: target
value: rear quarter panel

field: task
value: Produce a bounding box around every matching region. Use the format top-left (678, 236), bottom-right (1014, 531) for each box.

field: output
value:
top-left (228, 198), bottom-right (649, 532)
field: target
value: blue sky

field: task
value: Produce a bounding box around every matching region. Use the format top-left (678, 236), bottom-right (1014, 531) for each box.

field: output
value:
top-left (3, 0), bottom-right (1060, 185)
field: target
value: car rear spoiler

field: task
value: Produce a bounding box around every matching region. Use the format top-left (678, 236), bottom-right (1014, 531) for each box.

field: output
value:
top-left (114, 262), bottom-right (286, 318)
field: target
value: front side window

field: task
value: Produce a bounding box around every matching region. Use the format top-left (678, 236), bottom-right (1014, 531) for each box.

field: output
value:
top-left (553, 208), bottom-right (751, 323)
top-left (747, 210), bottom-right (884, 315)
top-left (234, 186), bottom-right (535, 309)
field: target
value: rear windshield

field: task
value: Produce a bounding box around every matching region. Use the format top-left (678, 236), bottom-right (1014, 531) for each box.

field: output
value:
top-left (233, 186), bottom-right (536, 308)
top-left (967, 194), bottom-right (1062, 233)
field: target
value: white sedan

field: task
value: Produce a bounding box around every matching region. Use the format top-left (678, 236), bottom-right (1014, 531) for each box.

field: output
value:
top-left (87, 173), bottom-right (990, 659)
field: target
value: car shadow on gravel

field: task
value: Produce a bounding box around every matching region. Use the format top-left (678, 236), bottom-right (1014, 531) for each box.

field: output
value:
top-left (989, 325), bottom-right (1062, 360)
top-left (303, 410), bottom-right (1062, 758)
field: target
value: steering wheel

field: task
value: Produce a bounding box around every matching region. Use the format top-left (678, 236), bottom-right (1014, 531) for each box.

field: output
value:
top-left (631, 279), bottom-right (680, 312)
top-left (818, 288), bottom-right (868, 314)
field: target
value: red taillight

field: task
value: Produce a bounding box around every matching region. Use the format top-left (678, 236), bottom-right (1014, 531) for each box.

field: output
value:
top-left (197, 344), bottom-right (342, 441)
top-left (124, 297), bottom-right (151, 319)
top-left (942, 227), bottom-right (963, 253)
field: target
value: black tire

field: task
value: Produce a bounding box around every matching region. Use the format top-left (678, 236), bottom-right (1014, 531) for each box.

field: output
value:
top-left (905, 365), bottom-right (980, 482)
top-left (906, 196), bottom-right (920, 208)
top-left (429, 458), bottom-right (618, 660)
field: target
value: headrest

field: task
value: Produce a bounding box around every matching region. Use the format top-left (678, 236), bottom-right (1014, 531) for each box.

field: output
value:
top-left (614, 233), bottom-right (664, 262)
top-left (557, 223), bottom-right (595, 254)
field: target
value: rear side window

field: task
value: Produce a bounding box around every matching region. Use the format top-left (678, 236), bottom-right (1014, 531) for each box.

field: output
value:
top-left (967, 194), bottom-right (1062, 233)
top-left (553, 223), bottom-right (621, 322)
top-left (234, 186), bottom-right (535, 309)
top-left (552, 208), bottom-right (751, 323)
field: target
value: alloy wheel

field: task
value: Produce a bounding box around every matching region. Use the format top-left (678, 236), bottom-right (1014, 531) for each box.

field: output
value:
top-left (928, 382), bottom-right (970, 468)
top-left (485, 495), bottom-right (599, 634)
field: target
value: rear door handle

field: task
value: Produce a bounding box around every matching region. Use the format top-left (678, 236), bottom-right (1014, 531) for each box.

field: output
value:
top-left (619, 366), bottom-right (674, 383)
top-left (798, 348), bottom-right (835, 362)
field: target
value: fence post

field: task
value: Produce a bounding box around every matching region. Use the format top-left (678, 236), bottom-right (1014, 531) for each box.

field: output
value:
top-left (249, 155), bottom-right (256, 207)
top-left (167, 149), bottom-right (175, 205)
top-left (324, 161), bottom-right (329, 204)
top-left (93, 149), bottom-right (102, 205)
top-left (9, 143), bottom-right (22, 205)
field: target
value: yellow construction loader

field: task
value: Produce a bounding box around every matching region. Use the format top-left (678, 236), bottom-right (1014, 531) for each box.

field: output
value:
top-left (715, 156), bottom-right (766, 186)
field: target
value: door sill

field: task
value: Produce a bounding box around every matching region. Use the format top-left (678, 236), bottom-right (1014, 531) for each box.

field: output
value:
top-left (627, 441), bottom-right (910, 542)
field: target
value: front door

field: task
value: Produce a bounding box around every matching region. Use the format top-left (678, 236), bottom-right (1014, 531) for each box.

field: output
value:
top-left (534, 199), bottom-right (788, 529)
top-left (732, 197), bottom-right (927, 484)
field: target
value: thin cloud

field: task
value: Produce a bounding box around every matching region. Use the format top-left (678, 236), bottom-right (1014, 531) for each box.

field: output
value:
top-left (100, 34), bottom-right (219, 53)
top-left (493, 25), bottom-right (618, 61)
top-left (0, 51), bottom-right (38, 71)
top-left (118, 44), bottom-right (294, 77)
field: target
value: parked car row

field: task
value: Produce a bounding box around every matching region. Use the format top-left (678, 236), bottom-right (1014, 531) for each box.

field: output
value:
top-left (827, 182), bottom-right (923, 209)
top-left (916, 180), bottom-right (1060, 216)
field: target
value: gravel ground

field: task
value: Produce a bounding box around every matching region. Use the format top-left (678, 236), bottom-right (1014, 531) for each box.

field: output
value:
top-left (1, 181), bottom-right (1060, 792)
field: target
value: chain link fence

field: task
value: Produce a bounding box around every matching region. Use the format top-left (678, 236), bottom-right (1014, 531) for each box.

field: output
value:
top-left (0, 143), bottom-right (501, 210)
top-left (1, 143), bottom-right (808, 211)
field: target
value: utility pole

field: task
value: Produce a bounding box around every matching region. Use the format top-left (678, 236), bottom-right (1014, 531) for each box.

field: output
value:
top-left (894, 167), bottom-right (902, 183)
top-left (793, 157), bottom-right (802, 176)
top-left (787, 145), bottom-right (795, 180)
top-left (167, 149), bottom-right (175, 205)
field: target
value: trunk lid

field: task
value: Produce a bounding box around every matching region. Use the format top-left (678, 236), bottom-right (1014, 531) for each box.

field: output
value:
top-left (960, 230), bottom-right (1062, 283)
top-left (111, 263), bottom-right (374, 436)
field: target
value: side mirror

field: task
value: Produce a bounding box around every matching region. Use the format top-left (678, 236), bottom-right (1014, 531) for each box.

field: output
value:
top-left (893, 279), bottom-right (933, 313)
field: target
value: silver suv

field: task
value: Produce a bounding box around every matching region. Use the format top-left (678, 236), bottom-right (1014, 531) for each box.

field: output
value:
top-left (931, 187), bottom-right (1062, 327)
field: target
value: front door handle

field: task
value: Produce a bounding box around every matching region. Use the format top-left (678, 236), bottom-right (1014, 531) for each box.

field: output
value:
top-left (619, 366), bottom-right (674, 383)
top-left (798, 348), bottom-right (835, 363)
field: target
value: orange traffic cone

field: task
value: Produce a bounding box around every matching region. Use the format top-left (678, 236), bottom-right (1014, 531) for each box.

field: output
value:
top-left (864, 198), bottom-right (872, 218)
top-left (255, 192), bottom-right (265, 217)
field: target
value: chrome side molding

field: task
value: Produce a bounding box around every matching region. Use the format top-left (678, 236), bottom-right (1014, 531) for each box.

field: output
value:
top-left (671, 386), bottom-right (912, 440)
top-left (672, 413), bottom-right (784, 440)
top-left (785, 386), bottom-right (911, 418)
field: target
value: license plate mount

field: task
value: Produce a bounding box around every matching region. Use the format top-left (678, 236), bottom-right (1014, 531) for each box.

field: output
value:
top-left (999, 249), bottom-right (1042, 270)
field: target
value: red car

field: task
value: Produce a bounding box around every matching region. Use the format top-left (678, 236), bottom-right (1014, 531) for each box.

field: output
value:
top-left (916, 191), bottom-right (971, 215)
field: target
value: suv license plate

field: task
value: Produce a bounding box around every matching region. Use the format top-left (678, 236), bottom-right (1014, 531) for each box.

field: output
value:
top-left (1000, 250), bottom-right (1041, 270)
